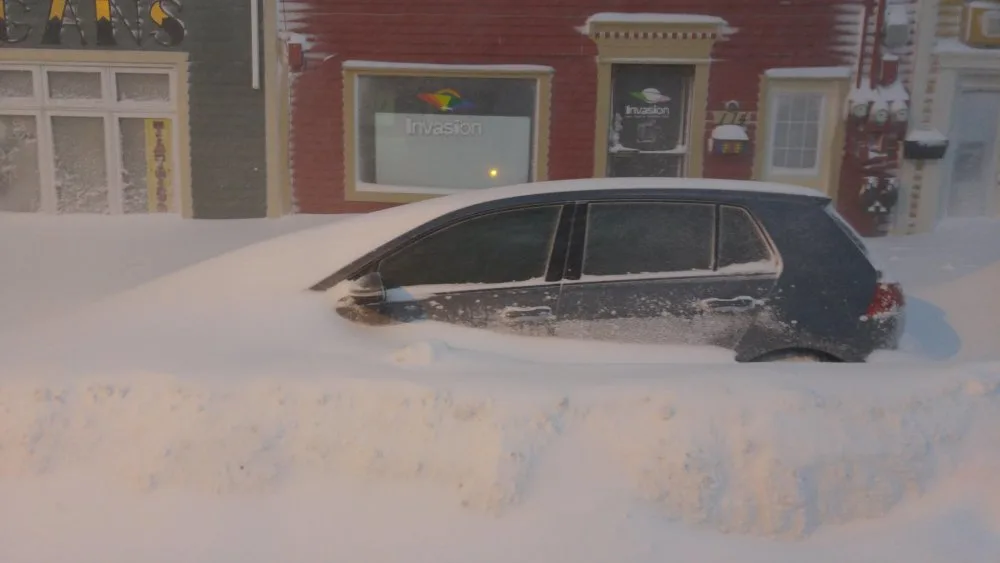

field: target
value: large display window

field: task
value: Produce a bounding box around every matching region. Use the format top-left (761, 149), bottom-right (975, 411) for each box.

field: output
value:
top-left (343, 63), bottom-right (553, 203)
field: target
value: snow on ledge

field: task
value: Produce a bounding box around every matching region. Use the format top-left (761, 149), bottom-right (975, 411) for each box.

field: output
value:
top-left (906, 128), bottom-right (948, 147)
top-left (584, 12), bottom-right (728, 35)
top-left (342, 60), bottom-right (555, 73)
top-left (586, 12), bottom-right (728, 26)
top-left (711, 124), bottom-right (749, 142)
top-left (765, 66), bottom-right (854, 80)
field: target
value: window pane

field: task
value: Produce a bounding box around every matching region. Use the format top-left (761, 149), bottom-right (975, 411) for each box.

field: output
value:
top-left (803, 123), bottom-right (820, 150)
top-left (771, 147), bottom-right (789, 169)
top-left (356, 75), bottom-right (536, 191)
top-left (718, 206), bottom-right (773, 269)
top-left (48, 71), bottom-right (102, 100)
top-left (770, 91), bottom-right (824, 171)
top-left (583, 202), bottom-right (714, 276)
top-left (785, 148), bottom-right (804, 169)
top-left (378, 205), bottom-right (561, 287)
top-left (52, 116), bottom-right (108, 213)
top-left (801, 148), bottom-right (818, 169)
top-left (776, 96), bottom-right (792, 121)
top-left (773, 122), bottom-right (790, 148)
top-left (120, 117), bottom-right (174, 213)
top-left (0, 115), bottom-right (41, 212)
top-left (116, 73), bottom-right (170, 102)
top-left (790, 94), bottom-right (808, 121)
top-left (788, 122), bottom-right (804, 146)
top-left (0, 70), bottom-right (34, 97)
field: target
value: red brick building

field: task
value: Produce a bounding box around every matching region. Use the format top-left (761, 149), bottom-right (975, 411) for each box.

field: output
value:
top-left (276, 0), bottom-right (915, 235)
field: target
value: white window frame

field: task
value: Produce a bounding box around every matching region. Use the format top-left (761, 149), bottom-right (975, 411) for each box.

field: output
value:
top-left (0, 62), bottom-right (179, 214)
top-left (765, 90), bottom-right (827, 177)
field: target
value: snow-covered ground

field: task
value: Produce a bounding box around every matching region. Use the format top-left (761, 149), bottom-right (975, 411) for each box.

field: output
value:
top-left (1, 212), bottom-right (999, 563)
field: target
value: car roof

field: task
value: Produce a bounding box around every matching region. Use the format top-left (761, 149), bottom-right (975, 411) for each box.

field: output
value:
top-left (421, 177), bottom-right (829, 212)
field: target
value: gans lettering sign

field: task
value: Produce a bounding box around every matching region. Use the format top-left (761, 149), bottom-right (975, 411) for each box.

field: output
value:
top-left (0, 0), bottom-right (186, 47)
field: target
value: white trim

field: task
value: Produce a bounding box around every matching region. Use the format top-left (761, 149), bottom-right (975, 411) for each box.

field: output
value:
top-left (599, 57), bottom-right (713, 64)
top-left (934, 39), bottom-right (1000, 70)
top-left (764, 66), bottom-right (853, 79)
top-left (764, 90), bottom-right (827, 177)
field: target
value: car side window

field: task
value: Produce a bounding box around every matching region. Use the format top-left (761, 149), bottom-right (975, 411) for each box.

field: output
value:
top-left (583, 202), bottom-right (715, 276)
top-left (378, 205), bottom-right (563, 287)
top-left (717, 206), bottom-right (775, 269)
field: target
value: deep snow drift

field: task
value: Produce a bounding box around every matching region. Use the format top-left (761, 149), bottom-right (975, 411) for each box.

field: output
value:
top-left (1, 213), bottom-right (999, 563)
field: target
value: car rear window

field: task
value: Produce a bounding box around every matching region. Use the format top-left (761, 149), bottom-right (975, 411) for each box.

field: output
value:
top-left (717, 205), bottom-right (775, 269)
top-left (824, 204), bottom-right (871, 257)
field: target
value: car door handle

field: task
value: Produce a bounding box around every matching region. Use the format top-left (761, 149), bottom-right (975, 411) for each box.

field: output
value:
top-left (500, 306), bottom-right (553, 322)
top-left (701, 296), bottom-right (759, 312)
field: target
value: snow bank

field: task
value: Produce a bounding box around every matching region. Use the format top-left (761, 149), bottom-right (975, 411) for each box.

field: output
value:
top-left (2, 363), bottom-right (999, 541)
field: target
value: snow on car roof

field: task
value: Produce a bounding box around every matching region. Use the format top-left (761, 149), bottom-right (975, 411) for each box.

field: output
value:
top-left (426, 177), bottom-right (827, 210)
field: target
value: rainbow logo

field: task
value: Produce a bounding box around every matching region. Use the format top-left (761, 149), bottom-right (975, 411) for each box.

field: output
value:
top-left (418, 88), bottom-right (474, 112)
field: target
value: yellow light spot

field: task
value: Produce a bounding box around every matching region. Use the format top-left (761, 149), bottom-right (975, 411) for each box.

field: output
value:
top-left (488, 168), bottom-right (498, 178)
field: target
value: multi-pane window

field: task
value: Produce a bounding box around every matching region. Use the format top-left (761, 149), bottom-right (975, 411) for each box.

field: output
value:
top-left (768, 91), bottom-right (825, 174)
top-left (0, 64), bottom-right (178, 214)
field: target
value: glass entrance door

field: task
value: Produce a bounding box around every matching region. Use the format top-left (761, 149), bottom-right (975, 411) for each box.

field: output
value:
top-left (607, 64), bottom-right (693, 178)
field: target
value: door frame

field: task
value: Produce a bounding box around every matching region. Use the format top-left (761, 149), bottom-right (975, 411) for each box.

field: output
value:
top-left (605, 63), bottom-right (694, 179)
top-left (585, 17), bottom-right (725, 180)
top-left (938, 80), bottom-right (1000, 220)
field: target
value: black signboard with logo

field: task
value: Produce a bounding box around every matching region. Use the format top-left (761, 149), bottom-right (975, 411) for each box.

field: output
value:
top-left (607, 64), bottom-right (693, 178)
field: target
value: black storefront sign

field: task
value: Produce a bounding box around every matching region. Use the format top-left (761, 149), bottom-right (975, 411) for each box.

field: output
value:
top-left (607, 64), bottom-right (693, 178)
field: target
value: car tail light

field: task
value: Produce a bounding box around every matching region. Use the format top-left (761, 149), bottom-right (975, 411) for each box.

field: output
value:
top-left (867, 280), bottom-right (905, 317)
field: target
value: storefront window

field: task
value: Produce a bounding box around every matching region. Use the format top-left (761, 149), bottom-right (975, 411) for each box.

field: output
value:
top-left (0, 63), bottom-right (178, 214)
top-left (354, 74), bottom-right (538, 192)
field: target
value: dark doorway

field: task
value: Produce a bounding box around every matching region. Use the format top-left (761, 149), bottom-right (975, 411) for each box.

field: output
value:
top-left (607, 64), bottom-right (694, 178)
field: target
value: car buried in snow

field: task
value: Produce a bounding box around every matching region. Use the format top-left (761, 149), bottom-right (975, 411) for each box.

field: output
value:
top-left (311, 178), bottom-right (904, 362)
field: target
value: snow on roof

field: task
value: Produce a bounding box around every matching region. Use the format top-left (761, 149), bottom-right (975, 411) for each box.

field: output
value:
top-left (934, 37), bottom-right (1000, 57)
top-left (586, 12), bottom-right (727, 28)
top-left (886, 4), bottom-right (909, 26)
top-left (765, 66), bottom-right (854, 79)
top-left (906, 128), bottom-right (948, 146)
top-left (341, 60), bottom-right (555, 73)
top-left (711, 124), bottom-right (750, 141)
top-left (432, 177), bottom-right (827, 206)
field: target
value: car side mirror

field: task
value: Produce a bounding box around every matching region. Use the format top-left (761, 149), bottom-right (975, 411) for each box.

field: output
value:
top-left (342, 271), bottom-right (386, 307)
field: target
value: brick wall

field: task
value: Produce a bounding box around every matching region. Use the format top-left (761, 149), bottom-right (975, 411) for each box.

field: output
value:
top-left (281, 0), bottom-right (854, 215)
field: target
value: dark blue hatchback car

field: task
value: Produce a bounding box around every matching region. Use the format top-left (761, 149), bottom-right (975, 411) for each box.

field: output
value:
top-left (313, 178), bottom-right (905, 362)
